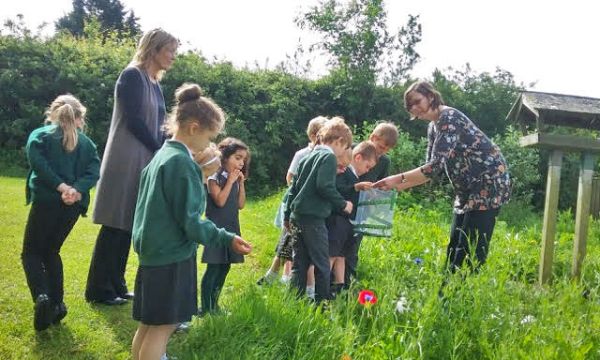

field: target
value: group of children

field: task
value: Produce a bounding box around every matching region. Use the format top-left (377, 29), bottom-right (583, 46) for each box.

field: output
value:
top-left (257, 118), bottom-right (398, 302)
top-left (22, 84), bottom-right (397, 358)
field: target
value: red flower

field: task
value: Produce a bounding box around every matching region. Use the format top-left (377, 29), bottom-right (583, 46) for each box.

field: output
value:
top-left (358, 290), bottom-right (377, 306)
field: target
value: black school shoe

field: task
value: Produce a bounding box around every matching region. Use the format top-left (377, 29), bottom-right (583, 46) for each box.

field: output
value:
top-left (34, 294), bottom-right (54, 331)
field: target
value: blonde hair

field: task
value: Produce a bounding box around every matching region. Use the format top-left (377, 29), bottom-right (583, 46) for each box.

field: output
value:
top-left (371, 122), bottom-right (399, 147)
top-left (306, 116), bottom-right (328, 143)
top-left (353, 141), bottom-right (377, 161)
top-left (164, 83), bottom-right (226, 136)
top-left (339, 147), bottom-right (352, 167)
top-left (318, 116), bottom-right (352, 147)
top-left (45, 94), bottom-right (86, 152)
top-left (132, 28), bottom-right (178, 80)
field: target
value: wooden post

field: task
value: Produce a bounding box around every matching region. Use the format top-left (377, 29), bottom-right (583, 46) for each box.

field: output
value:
top-left (571, 153), bottom-right (597, 280)
top-left (539, 150), bottom-right (563, 285)
top-left (591, 176), bottom-right (600, 220)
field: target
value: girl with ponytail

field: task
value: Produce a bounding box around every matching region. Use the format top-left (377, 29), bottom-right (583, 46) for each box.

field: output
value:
top-left (130, 83), bottom-right (251, 360)
top-left (23, 94), bottom-right (100, 331)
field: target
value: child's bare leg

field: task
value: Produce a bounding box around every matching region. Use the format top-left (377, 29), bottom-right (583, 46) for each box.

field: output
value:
top-left (282, 260), bottom-right (293, 277)
top-left (332, 257), bottom-right (345, 284)
top-left (307, 265), bottom-right (315, 287)
top-left (132, 324), bottom-right (150, 360)
top-left (306, 265), bottom-right (316, 299)
top-left (268, 256), bottom-right (281, 273)
top-left (137, 324), bottom-right (177, 360)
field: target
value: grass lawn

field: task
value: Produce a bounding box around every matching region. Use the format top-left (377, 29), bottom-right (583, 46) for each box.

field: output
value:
top-left (1, 175), bottom-right (600, 359)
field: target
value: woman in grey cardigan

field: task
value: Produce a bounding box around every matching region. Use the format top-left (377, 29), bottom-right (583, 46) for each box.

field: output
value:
top-left (85, 28), bottom-right (178, 305)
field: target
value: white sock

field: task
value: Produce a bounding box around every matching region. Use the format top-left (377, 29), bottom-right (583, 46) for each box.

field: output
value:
top-left (280, 274), bottom-right (291, 284)
top-left (265, 270), bottom-right (277, 279)
top-left (306, 285), bottom-right (315, 299)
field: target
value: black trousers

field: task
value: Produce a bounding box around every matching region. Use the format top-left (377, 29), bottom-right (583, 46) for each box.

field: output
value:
top-left (200, 263), bottom-right (231, 313)
top-left (445, 208), bottom-right (499, 272)
top-left (85, 225), bottom-right (131, 301)
top-left (291, 221), bottom-right (331, 302)
top-left (22, 201), bottom-right (81, 304)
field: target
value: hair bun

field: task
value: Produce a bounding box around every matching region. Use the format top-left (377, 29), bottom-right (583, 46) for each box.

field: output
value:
top-left (175, 83), bottom-right (204, 104)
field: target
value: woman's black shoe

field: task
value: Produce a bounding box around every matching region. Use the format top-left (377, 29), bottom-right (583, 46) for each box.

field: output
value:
top-left (34, 294), bottom-right (54, 331)
top-left (92, 297), bottom-right (128, 306)
top-left (119, 292), bottom-right (134, 300)
top-left (53, 302), bottom-right (68, 324)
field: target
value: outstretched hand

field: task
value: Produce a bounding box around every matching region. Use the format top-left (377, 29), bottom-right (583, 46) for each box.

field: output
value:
top-left (231, 235), bottom-right (252, 255)
top-left (355, 181), bottom-right (373, 191)
top-left (373, 177), bottom-right (396, 191)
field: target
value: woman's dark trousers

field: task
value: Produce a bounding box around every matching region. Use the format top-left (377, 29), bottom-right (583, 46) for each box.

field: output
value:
top-left (85, 225), bottom-right (131, 301)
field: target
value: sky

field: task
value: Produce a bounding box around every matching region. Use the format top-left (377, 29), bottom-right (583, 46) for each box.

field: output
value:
top-left (3, 0), bottom-right (600, 98)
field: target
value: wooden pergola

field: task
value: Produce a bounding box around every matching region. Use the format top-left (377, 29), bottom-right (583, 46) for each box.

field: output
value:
top-left (506, 91), bottom-right (600, 284)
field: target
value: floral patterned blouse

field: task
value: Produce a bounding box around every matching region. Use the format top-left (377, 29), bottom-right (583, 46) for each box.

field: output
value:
top-left (420, 107), bottom-right (511, 214)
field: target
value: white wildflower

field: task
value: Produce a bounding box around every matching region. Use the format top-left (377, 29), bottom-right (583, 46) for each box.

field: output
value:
top-left (395, 296), bottom-right (409, 313)
top-left (520, 315), bottom-right (536, 325)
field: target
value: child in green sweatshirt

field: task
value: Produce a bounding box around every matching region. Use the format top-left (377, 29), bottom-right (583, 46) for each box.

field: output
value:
top-left (131, 83), bottom-right (252, 360)
top-left (23, 94), bottom-right (100, 331)
top-left (284, 117), bottom-right (353, 303)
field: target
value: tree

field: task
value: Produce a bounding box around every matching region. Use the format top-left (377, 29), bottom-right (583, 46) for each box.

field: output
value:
top-left (294, 0), bottom-right (421, 125)
top-left (295, 0), bottom-right (421, 86)
top-left (55, 0), bottom-right (141, 39)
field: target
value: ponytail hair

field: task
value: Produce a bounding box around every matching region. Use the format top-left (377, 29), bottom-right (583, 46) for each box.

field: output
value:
top-left (164, 83), bottom-right (226, 136)
top-left (45, 94), bottom-right (86, 152)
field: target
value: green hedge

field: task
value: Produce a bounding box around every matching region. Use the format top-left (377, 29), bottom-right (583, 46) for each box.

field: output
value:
top-left (3, 30), bottom-right (552, 205)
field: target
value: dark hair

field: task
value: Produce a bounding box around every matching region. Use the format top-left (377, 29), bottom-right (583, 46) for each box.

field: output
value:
top-left (404, 81), bottom-right (445, 112)
top-left (217, 137), bottom-right (251, 177)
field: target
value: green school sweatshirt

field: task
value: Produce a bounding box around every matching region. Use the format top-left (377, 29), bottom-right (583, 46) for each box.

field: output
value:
top-left (25, 125), bottom-right (100, 215)
top-left (132, 141), bottom-right (235, 266)
top-left (284, 146), bottom-right (347, 224)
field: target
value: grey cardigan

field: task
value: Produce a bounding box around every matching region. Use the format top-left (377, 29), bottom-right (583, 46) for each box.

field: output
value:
top-left (93, 66), bottom-right (165, 232)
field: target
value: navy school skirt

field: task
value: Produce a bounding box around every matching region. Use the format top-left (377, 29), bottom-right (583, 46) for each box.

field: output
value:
top-left (132, 254), bottom-right (197, 325)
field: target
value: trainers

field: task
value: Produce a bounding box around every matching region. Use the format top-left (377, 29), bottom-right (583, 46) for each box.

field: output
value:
top-left (175, 322), bottom-right (191, 332)
top-left (34, 294), bottom-right (54, 331)
top-left (52, 302), bottom-right (68, 325)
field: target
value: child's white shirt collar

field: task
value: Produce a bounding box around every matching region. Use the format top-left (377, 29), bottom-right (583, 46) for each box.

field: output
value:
top-left (208, 169), bottom-right (228, 182)
top-left (348, 164), bottom-right (358, 177)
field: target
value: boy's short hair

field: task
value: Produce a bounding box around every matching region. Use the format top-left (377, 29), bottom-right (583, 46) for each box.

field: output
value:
top-left (306, 116), bottom-right (329, 141)
top-left (371, 122), bottom-right (399, 147)
top-left (318, 116), bottom-right (352, 147)
top-left (353, 141), bottom-right (377, 161)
